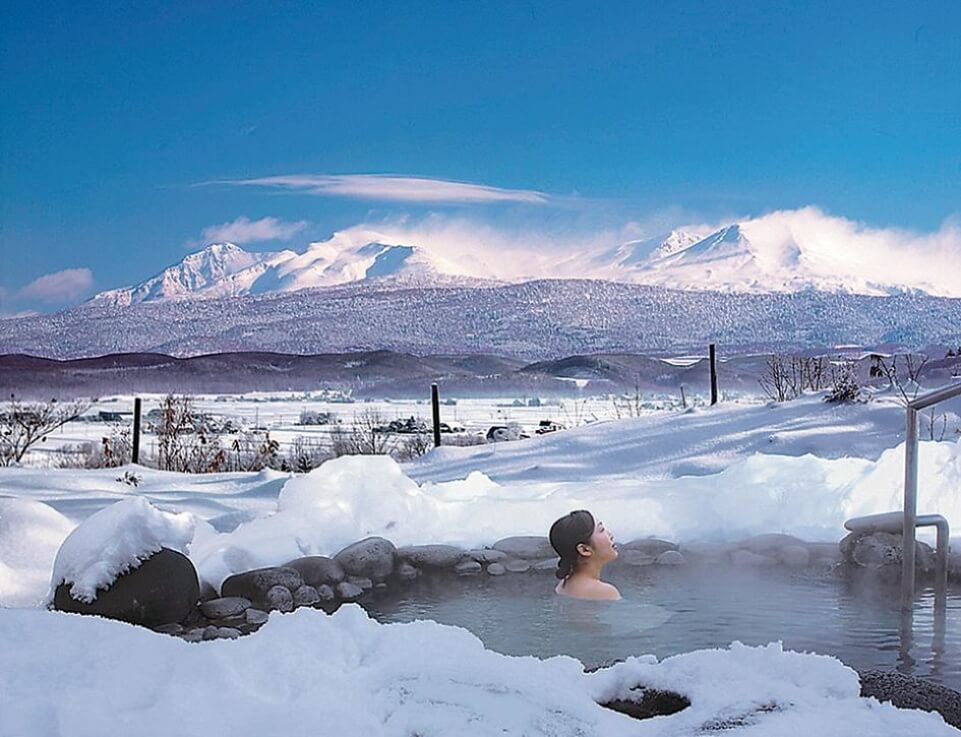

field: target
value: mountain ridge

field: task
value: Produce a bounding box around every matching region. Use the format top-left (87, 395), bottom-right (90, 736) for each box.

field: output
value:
top-left (87, 207), bottom-right (960, 304)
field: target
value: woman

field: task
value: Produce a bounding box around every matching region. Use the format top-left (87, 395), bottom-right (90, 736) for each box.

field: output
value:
top-left (549, 509), bottom-right (621, 601)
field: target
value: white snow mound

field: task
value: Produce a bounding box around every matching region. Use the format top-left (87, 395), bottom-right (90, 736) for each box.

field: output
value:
top-left (0, 498), bottom-right (75, 608)
top-left (47, 497), bottom-right (196, 604)
top-left (0, 606), bottom-right (953, 736)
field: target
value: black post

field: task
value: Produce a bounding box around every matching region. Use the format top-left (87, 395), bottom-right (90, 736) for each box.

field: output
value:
top-left (431, 383), bottom-right (442, 448)
top-left (709, 343), bottom-right (719, 406)
top-left (132, 397), bottom-right (142, 464)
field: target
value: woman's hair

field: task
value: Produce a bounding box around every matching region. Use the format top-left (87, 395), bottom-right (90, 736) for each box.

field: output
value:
top-left (549, 509), bottom-right (596, 580)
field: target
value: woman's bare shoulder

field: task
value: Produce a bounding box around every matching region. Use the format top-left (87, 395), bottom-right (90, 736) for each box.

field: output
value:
top-left (595, 581), bottom-right (622, 600)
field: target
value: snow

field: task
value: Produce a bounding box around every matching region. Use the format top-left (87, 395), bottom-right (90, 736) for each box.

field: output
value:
top-left (0, 498), bottom-right (75, 608)
top-left (48, 496), bottom-right (195, 603)
top-left (1, 394), bottom-right (958, 601)
top-left (0, 605), bottom-right (953, 736)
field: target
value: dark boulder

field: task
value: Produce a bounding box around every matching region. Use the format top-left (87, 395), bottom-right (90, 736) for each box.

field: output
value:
top-left (53, 547), bottom-right (199, 628)
top-left (283, 556), bottom-right (346, 587)
top-left (333, 537), bottom-right (396, 582)
top-left (859, 669), bottom-right (961, 730)
top-left (221, 566), bottom-right (304, 602)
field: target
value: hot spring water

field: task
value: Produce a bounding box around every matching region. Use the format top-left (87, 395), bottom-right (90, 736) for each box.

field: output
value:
top-left (364, 564), bottom-right (961, 690)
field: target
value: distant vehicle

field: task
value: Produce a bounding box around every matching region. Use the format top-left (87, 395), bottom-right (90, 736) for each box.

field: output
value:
top-left (485, 424), bottom-right (529, 442)
top-left (534, 419), bottom-right (565, 435)
top-left (374, 416), bottom-right (430, 434)
top-left (438, 422), bottom-right (466, 434)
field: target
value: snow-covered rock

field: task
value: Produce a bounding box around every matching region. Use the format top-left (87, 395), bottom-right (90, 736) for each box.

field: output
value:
top-left (47, 496), bottom-right (195, 604)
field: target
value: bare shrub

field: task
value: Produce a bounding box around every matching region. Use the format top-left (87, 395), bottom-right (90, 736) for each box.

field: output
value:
top-left (875, 353), bottom-right (929, 405)
top-left (825, 359), bottom-right (864, 403)
top-left (330, 409), bottom-right (395, 456)
top-left (394, 432), bottom-right (434, 461)
top-left (759, 355), bottom-right (828, 402)
top-left (612, 378), bottom-right (643, 419)
top-left (0, 396), bottom-right (93, 466)
top-left (226, 430), bottom-right (280, 472)
top-left (282, 435), bottom-right (331, 473)
top-left (155, 395), bottom-right (226, 473)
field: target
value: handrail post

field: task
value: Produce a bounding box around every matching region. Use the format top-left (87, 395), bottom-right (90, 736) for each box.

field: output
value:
top-left (901, 406), bottom-right (918, 611)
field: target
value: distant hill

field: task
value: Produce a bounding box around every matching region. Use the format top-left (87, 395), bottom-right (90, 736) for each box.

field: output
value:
top-left (4, 278), bottom-right (961, 361)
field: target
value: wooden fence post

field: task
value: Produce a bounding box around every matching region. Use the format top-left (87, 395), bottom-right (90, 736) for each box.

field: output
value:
top-left (709, 344), bottom-right (719, 406)
top-left (431, 384), bottom-right (441, 448)
top-left (132, 397), bottom-right (142, 464)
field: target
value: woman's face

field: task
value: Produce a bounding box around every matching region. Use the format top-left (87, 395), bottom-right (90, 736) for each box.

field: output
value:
top-left (585, 520), bottom-right (618, 563)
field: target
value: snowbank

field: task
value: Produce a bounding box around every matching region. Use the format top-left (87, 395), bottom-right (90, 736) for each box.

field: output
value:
top-left (0, 498), bottom-right (75, 608)
top-left (48, 496), bottom-right (195, 604)
top-left (0, 606), bottom-right (953, 736)
top-left (191, 439), bottom-right (961, 588)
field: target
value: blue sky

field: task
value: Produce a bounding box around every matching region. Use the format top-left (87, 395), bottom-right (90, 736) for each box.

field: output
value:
top-left (2, 1), bottom-right (959, 311)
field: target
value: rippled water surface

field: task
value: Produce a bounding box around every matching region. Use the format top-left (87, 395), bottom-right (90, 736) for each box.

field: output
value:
top-left (364, 565), bottom-right (961, 690)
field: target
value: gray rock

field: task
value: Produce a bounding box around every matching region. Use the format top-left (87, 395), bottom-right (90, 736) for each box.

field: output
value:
top-left (216, 627), bottom-right (242, 639)
top-left (348, 576), bottom-right (373, 590)
top-left (152, 623), bottom-right (184, 635)
top-left (486, 563), bottom-right (506, 576)
top-left (335, 582), bottom-right (364, 601)
top-left (467, 549), bottom-right (508, 564)
top-left (859, 669), bottom-right (961, 730)
top-left (397, 544), bottom-right (465, 569)
top-left (731, 550), bottom-right (778, 568)
top-left (293, 585), bottom-right (320, 607)
top-left (315, 584), bottom-right (335, 602)
top-left (778, 545), bottom-right (811, 568)
top-left (738, 533), bottom-right (807, 554)
top-left (533, 558), bottom-right (560, 571)
top-left (655, 550), bottom-right (685, 566)
top-left (221, 567), bottom-right (303, 602)
top-left (245, 608), bottom-right (269, 625)
top-left (181, 629), bottom-right (205, 643)
top-left (619, 550), bottom-right (656, 567)
top-left (213, 613), bottom-right (247, 627)
top-left (283, 556), bottom-right (346, 587)
top-left (333, 537), bottom-right (396, 582)
top-left (841, 531), bottom-right (935, 572)
top-left (200, 597), bottom-right (252, 620)
top-left (198, 581), bottom-right (219, 602)
top-left (202, 625), bottom-right (221, 641)
top-left (620, 538), bottom-right (678, 556)
top-left (265, 585), bottom-right (294, 613)
top-left (505, 559), bottom-right (531, 573)
top-left (53, 547), bottom-right (200, 629)
top-left (396, 562), bottom-right (420, 581)
top-left (492, 536), bottom-right (555, 560)
top-left (454, 560), bottom-right (482, 575)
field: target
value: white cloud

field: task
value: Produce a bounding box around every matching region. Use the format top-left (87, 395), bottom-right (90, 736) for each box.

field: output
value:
top-left (200, 216), bottom-right (307, 245)
top-left (308, 206), bottom-right (961, 295)
top-left (210, 174), bottom-right (549, 205)
top-left (17, 268), bottom-right (94, 303)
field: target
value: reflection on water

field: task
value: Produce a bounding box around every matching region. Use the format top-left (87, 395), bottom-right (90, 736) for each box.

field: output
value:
top-left (363, 565), bottom-right (961, 690)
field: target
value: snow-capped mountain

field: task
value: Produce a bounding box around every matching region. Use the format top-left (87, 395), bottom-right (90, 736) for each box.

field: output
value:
top-left (91, 232), bottom-right (478, 305)
top-left (92, 243), bottom-right (296, 306)
top-left (88, 208), bottom-right (961, 304)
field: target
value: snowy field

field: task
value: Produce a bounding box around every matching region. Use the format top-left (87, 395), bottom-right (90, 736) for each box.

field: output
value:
top-left (20, 391), bottom-right (733, 466)
top-left (3, 389), bottom-right (961, 734)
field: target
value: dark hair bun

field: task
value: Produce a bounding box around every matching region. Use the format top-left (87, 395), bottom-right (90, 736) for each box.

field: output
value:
top-left (549, 510), bottom-right (595, 579)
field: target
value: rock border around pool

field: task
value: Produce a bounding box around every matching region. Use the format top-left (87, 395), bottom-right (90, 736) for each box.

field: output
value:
top-left (52, 531), bottom-right (948, 642)
top-left (166, 533), bottom-right (861, 641)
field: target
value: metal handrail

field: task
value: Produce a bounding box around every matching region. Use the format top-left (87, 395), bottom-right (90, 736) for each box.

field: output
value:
top-left (902, 380), bottom-right (961, 610)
